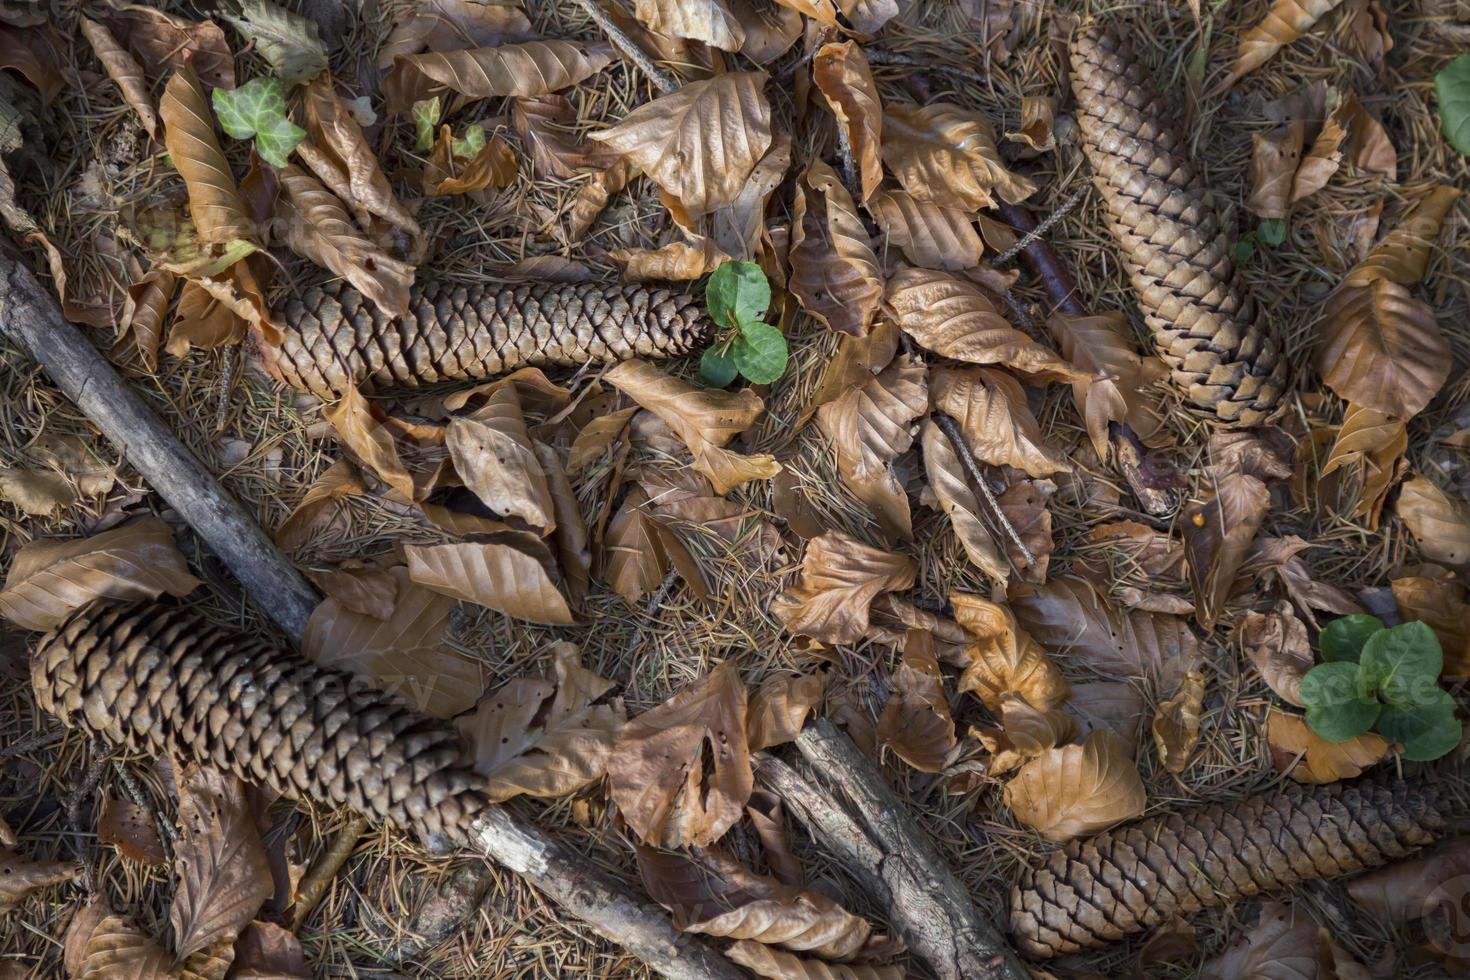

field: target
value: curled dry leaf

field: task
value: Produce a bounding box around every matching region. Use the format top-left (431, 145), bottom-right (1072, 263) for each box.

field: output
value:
top-left (866, 190), bottom-right (983, 271)
top-left (919, 418), bottom-right (1008, 585)
top-left (634, 0), bottom-right (743, 51)
top-left (1246, 120), bottom-right (1304, 220)
top-left (1152, 669), bottom-right (1205, 774)
top-left (1392, 571), bottom-right (1470, 676)
top-left (1250, 535), bottom-right (1365, 625)
top-left (1396, 476), bottom-right (1470, 567)
top-left (0, 517), bottom-right (200, 632)
top-left (277, 165), bottom-right (414, 317)
top-left (604, 360), bottom-right (779, 495)
top-left (160, 67), bottom-right (256, 248)
top-left (378, 0), bottom-right (534, 68)
top-left (275, 459), bottom-right (365, 551)
top-left (876, 630), bottom-right (956, 772)
top-left (1316, 277), bottom-right (1448, 420)
top-left (456, 644), bottom-right (625, 803)
top-left (1003, 730), bottom-right (1147, 842)
top-left (603, 486), bottom-right (669, 604)
top-left (951, 593), bottom-right (1068, 712)
top-left (976, 695), bottom-right (1078, 775)
top-left (302, 565), bottom-right (484, 719)
top-left (812, 41), bottom-right (882, 202)
top-left (1048, 311), bottom-right (1166, 459)
top-left (886, 267), bottom-right (1082, 382)
top-left (323, 383), bottom-right (415, 501)
top-left (816, 352), bottom-right (927, 540)
top-left (1235, 600), bottom-right (1314, 706)
top-left (611, 239), bottom-right (726, 282)
top-left (881, 101), bottom-right (1035, 210)
top-left (0, 847), bottom-right (75, 909)
top-left (1004, 95), bottom-right (1055, 152)
top-left (384, 39), bottom-right (614, 113)
top-left (1200, 901), bottom-right (1329, 980)
top-left (747, 672), bottom-right (825, 751)
top-left (1291, 96), bottom-right (1351, 203)
top-left (446, 386), bottom-right (555, 533)
top-left (98, 793), bottom-right (167, 865)
top-left (512, 94), bottom-right (619, 179)
top-left (638, 845), bottom-right (886, 961)
top-left (1183, 469), bottom-right (1271, 629)
top-left (170, 764), bottom-right (274, 958)
top-left (931, 367), bottom-right (1070, 478)
top-left (406, 540), bottom-right (574, 625)
top-left (1080, 520), bottom-right (1190, 614)
top-left (1345, 185), bottom-right (1459, 288)
top-left (593, 72), bottom-right (772, 217)
top-left (114, 268), bottom-right (177, 371)
top-left (1221, 0), bottom-right (1348, 89)
top-left (80, 17), bottom-right (159, 139)
top-left (230, 921), bottom-right (310, 979)
top-left (106, 7), bottom-right (235, 88)
top-left (64, 899), bottom-right (174, 980)
top-left (1346, 837), bottom-right (1470, 925)
top-left (608, 661), bottom-right (752, 848)
top-left (224, 0), bottom-right (328, 84)
top-left (725, 940), bottom-right (904, 980)
top-left (710, 129), bottom-right (791, 262)
top-left (772, 531), bottom-right (916, 645)
top-left (424, 126), bottom-right (517, 196)
top-left (789, 159), bottom-right (883, 337)
top-left (1323, 402), bottom-right (1407, 527)
top-left (997, 476), bottom-right (1055, 584)
top-left (1265, 708), bottom-right (1390, 783)
top-left (538, 441), bottom-right (591, 603)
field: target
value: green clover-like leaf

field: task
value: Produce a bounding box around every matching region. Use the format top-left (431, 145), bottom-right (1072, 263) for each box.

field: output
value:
top-left (1435, 50), bottom-right (1470, 157)
top-left (700, 346), bottom-right (738, 387)
top-left (212, 76), bottom-right (305, 168)
top-left (1377, 688), bottom-right (1461, 762)
top-left (453, 123), bottom-right (486, 160)
top-left (732, 320), bottom-right (788, 385)
top-left (1361, 621), bottom-right (1443, 706)
top-left (413, 97), bottom-right (441, 153)
top-left (1257, 218), bottom-right (1287, 246)
top-left (1319, 614), bottom-right (1385, 664)
top-left (1300, 661), bottom-right (1380, 743)
top-left (706, 260), bottom-right (770, 331)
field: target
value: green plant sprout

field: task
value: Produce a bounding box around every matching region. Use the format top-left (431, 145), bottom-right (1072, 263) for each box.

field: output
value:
top-left (212, 76), bottom-right (305, 168)
top-left (699, 261), bottom-right (789, 387)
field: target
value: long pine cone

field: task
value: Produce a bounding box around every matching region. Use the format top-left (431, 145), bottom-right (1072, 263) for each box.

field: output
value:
top-left (1069, 20), bottom-right (1287, 426)
top-left (267, 278), bottom-right (710, 398)
top-left (1009, 777), bottom-right (1448, 958)
top-left (32, 600), bottom-right (488, 843)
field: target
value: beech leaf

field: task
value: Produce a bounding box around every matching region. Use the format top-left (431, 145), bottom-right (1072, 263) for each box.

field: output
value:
top-left (634, 0), bottom-right (744, 51)
top-left (0, 847), bottom-right (75, 909)
top-left (881, 101), bottom-right (1035, 210)
top-left (772, 531), bottom-right (916, 645)
top-left (97, 794), bottom-right (167, 865)
top-left (931, 366), bottom-right (1070, 478)
top-left (747, 672), bottom-right (825, 751)
top-left (1200, 902), bottom-right (1332, 980)
top-left (919, 419), bottom-right (1008, 586)
top-left (876, 629), bottom-right (956, 772)
top-left (812, 41), bottom-right (882, 202)
top-left (1152, 669), bottom-right (1205, 774)
top-left (64, 900), bottom-right (174, 980)
top-left (725, 940), bottom-right (903, 979)
top-left (1003, 730), bottom-right (1147, 842)
top-left (1316, 277), bottom-right (1449, 420)
top-left (80, 17), bottom-right (160, 139)
top-left (160, 66), bottom-right (256, 247)
top-left (446, 386), bottom-right (555, 533)
top-left (384, 39), bottom-right (614, 114)
top-left (789, 159), bottom-right (883, 337)
top-left (1396, 476), bottom-right (1470, 567)
top-left (1236, 601), bottom-right (1315, 706)
top-left (975, 696), bottom-right (1078, 775)
top-left (1265, 708), bottom-right (1390, 783)
top-left (866, 190), bottom-right (983, 271)
top-left (378, 0), bottom-right (535, 68)
top-left (106, 8), bottom-right (235, 89)
top-left (1183, 470), bottom-right (1271, 629)
top-left (1344, 185), bottom-right (1459, 288)
top-left (406, 541), bottom-right (575, 625)
top-left (323, 383), bottom-right (415, 500)
top-left (951, 593), bottom-right (1068, 712)
top-left (1048, 311), bottom-right (1167, 459)
top-left (1222, 0), bottom-right (1348, 88)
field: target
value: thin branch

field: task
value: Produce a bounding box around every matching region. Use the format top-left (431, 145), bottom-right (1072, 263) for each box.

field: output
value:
top-left (992, 184), bottom-right (1089, 267)
top-left (569, 0), bottom-right (678, 95)
top-left (862, 49), bottom-right (991, 86)
top-left (933, 411), bottom-right (1037, 568)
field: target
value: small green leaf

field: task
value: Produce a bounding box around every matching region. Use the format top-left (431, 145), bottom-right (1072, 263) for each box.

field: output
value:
top-left (1231, 237), bottom-right (1256, 265)
top-left (1257, 218), bottom-right (1287, 247)
top-left (706, 261), bottom-right (770, 331)
top-left (1377, 688), bottom-right (1461, 761)
top-left (413, 97), bottom-right (441, 152)
top-left (700, 346), bottom-right (738, 387)
top-left (732, 321), bottom-right (788, 385)
top-left (1319, 614), bottom-right (1384, 663)
top-left (1435, 50), bottom-right (1470, 157)
top-left (1300, 661), bottom-right (1380, 742)
top-left (212, 77), bottom-right (306, 168)
top-left (1361, 621), bottom-right (1443, 707)
top-left (453, 123), bottom-right (486, 160)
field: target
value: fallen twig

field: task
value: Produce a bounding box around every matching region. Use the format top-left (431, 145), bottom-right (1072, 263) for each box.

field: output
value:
top-left (933, 411), bottom-right (1037, 570)
top-left (569, 0), bottom-right (678, 95)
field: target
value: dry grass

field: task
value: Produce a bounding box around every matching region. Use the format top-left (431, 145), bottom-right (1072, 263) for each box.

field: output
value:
top-left (0, 0), bottom-right (1467, 976)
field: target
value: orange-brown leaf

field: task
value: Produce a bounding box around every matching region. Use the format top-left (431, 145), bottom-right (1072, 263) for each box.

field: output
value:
top-left (919, 418), bottom-right (1008, 585)
top-left (789, 159), bottom-right (882, 337)
top-left (1221, 0), bottom-right (1348, 88)
top-left (951, 593), bottom-right (1068, 711)
top-left (772, 531), bottom-right (916, 645)
top-left (64, 900), bottom-right (174, 980)
top-left (106, 7), bottom-right (235, 88)
top-left (80, 17), bottom-right (160, 139)
top-left (405, 541), bottom-right (575, 625)
top-left (1183, 470), bottom-right (1271, 628)
top-left (634, 0), bottom-right (744, 50)
top-left (812, 41), bottom-right (882, 202)
top-left (876, 630), bottom-right (956, 772)
top-left (97, 794), bottom-right (167, 865)
top-left (747, 672), bottom-right (825, 751)
top-left (1316, 277), bottom-right (1448, 420)
top-left (159, 67), bottom-right (255, 247)
top-left (1047, 311), bottom-right (1167, 459)
top-left (1265, 708), bottom-right (1389, 783)
top-left (1003, 730), bottom-right (1147, 842)
top-left (323, 383), bottom-right (415, 500)
top-left (881, 101), bottom-right (1035, 211)
top-left (384, 39), bottom-right (614, 113)
top-left (1151, 669), bottom-right (1205, 774)
top-left (931, 366), bottom-right (1070, 478)
top-left (1396, 476), bottom-right (1470, 567)
top-left (866, 190), bottom-right (983, 271)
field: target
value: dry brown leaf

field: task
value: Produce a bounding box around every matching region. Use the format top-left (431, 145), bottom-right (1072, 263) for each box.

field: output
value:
top-left (277, 165), bottom-right (414, 317)
top-left (377, 0), bottom-right (534, 67)
top-left (593, 72), bottom-right (771, 217)
top-left (1265, 708), bottom-right (1390, 783)
top-left (0, 517), bottom-right (200, 632)
top-left (1183, 470), bottom-right (1271, 629)
top-left (563, 158), bottom-right (635, 243)
top-left (1250, 536), bottom-right (1366, 625)
top-left (0, 847), bottom-right (75, 909)
top-left (511, 94), bottom-right (620, 178)
top-left (160, 67), bottom-right (256, 248)
top-left (772, 531), bottom-right (916, 645)
top-left (635, 0), bottom-right (743, 50)
top-left (1047, 311), bottom-right (1167, 459)
top-left (876, 629), bottom-right (956, 772)
top-left (445, 386), bottom-right (555, 533)
top-left (1246, 121), bottom-right (1304, 220)
top-left (1322, 402), bottom-right (1407, 526)
top-left (886, 267), bottom-right (1082, 382)
top-left (384, 39), bottom-right (613, 113)
top-left (1200, 902), bottom-right (1326, 980)
top-left (114, 268), bottom-right (178, 371)
top-left (812, 41), bottom-right (882, 202)
top-left (1003, 730), bottom-right (1147, 842)
top-left (1222, 0), bottom-right (1348, 89)
top-left (975, 695), bottom-right (1078, 775)
top-left (1080, 520), bottom-right (1189, 613)
top-left (303, 561), bottom-right (398, 618)
top-left (603, 486), bottom-right (670, 605)
top-left (866, 190), bottom-right (983, 271)
top-left (919, 418), bottom-right (1008, 586)
top-left (170, 763), bottom-right (273, 958)
top-left (951, 593), bottom-right (1068, 712)
top-left (710, 130), bottom-right (791, 261)
top-left (1345, 185), bottom-right (1459, 288)
top-left (816, 352), bottom-right (926, 540)
top-left (106, 7), bottom-right (235, 88)
top-left (725, 940), bottom-right (904, 980)
top-left (604, 360), bottom-right (779, 495)
top-left (1151, 669), bottom-right (1204, 774)
top-left (405, 540), bottom-right (574, 625)
top-left (1066, 681), bottom-right (1147, 753)
top-left (323, 383), bottom-right (415, 500)
top-left (997, 476), bottom-right (1055, 584)
top-left (1397, 477), bottom-right (1470, 567)
top-left (1316, 277), bottom-right (1448, 420)
top-left (1291, 97), bottom-right (1350, 202)
top-left (1235, 600), bottom-right (1314, 706)
top-left (230, 921), bottom-right (310, 979)
top-left (608, 661), bottom-right (751, 848)
top-left (1004, 95), bottom-right (1055, 152)
top-left (611, 239), bottom-right (727, 281)
top-left (275, 459), bottom-right (365, 551)
top-left (1392, 572), bottom-right (1470, 676)
top-left (64, 899), bottom-right (174, 980)
top-left (638, 845), bottom-right (886, 960)
top-left (164, 275), bottom-right (247, 356)
top-left (730, 0), bottom-right (802, 64)
top-left (302, 565), bottom-right (484, 718)
top-left (747, 672), bottom-right (825, 751)
top-left (456, 644), bottom-right (625, 803)
top-left (789, 159), bottom-right (883, 337)
top-left (1346, 837), bottom-right (1470, 925)
top-left (538, 441), bottom-right (591, 604)
top-left (0, 465), bottom-right (71, 516)
top-left (881, 101), bottom-right (1035, 210)
top-left (931, 367), bottom-right (1070, 478)
top-left (424, 126), bottom-right (517, 196)
top-left (1340, 91), bottom-right (1395, 178)
top-left (98, 793), bottom-right (166, 865)
top-left (80, 17), bottom-right (160, 139)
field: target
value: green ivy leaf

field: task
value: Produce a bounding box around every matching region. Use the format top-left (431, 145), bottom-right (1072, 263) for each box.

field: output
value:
top-left (1377, 688), bottom-right (1461, 761)
top-left (1360, 621), bottom-right (1443, 707)
top-left (1257, 218), bottom-right (1287, 247)
top-left (732, 321), bottom-right (788, 385)
top-left (453, 123), bottom-right (486, 160)
top-left (1435, 50), bottom-right (1470, 157)
top-left (1300, 661), bottom-right (1380, 743)
top-left (413, 97), bottom-right (441, 153)
top-left (706, 261), bottom-right (770, 331)
top-left (700, 347), bottom-right (738, 387)
top-left (212, 77), bottom-right (306, 168)
top-left (1319, 614), bottom-right (1384, 663)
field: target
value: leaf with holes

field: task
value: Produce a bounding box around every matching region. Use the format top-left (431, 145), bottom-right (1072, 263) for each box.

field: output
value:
top-left (789, 159), bottom-right (883, 336)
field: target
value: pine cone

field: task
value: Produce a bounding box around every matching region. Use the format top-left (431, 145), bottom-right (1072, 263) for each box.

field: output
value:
top-left (1009, 776), bottom-right (1448, 958)
top-left (1069, 20), bottom-right (1287, 426)
top-left (32, 600), bottom-right (488, 843)
top-left (266, 278), bottom-right (710, 399)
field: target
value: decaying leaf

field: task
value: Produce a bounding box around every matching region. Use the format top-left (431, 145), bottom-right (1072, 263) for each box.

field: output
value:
top-left (1200, 901), bottom-right (1330, 980)
top-left (378, 0), bottom-right (535, 68)
top-left (0, 517), bottom-right (200, 632)
top-left (323, 384), bottom-right (415, 500)
top-left (405, 541), bottom-right (574, 625)
top-left (106, 7), bottom-right (235, 88)
top-left (1003, 730), bottom-right (1147, 842)
top-left (1067, 681), bottom-right (1147, 753)
top-left (64, 899), bottom-right (174, 980)
top-left (1152, 669), bottom-right (1205, 774)
top-left (996, 476), bottom-right (1055, 585)
top-left (1265, 708), bottom-right (1390, 784)
top-left (975, 695), bottom-right (1078, 775)
top-left (772, 531), bottom-right (916, 645)
top-left (275, 459), bottom-right (365, 550)
top-left (747, 672), bottom-right (825, 751)
top-left (789, 159), bottom-right (883, 337)
top-left (593, 72), bottom-right (772, 217)
top-left (1183, 469), bottom-right (1271, 629)
top-left (1004, 95), bottom-right (1055, 152)
top-left (512, 94), bottom-right (620, 178)
top-left (1246, 120), bottom-right (1304, 220)
top-left (812, 41), bottom-right (882, 202)
top-left (919, 418), bottom-right (1008, 585)
top-left (951, 593), bottom-right (1068, 711)
top-left (1316, 277), bottom-right (1448, 420)
top-left (224, 0), bottom-right (328, 84)
top-left (384, 39), bottom-right (614, 113)
top-left (457, 644), bottom-right (624, 802)
top-left (80, 17), bottom-right (160, 139)
top-left (881, 102), bottom-right (1035, 210)
top-left (604, 486), bottom-right (672, 605)
top-left (931, 367), bottom-right (1070, 478)
top-left (0, 847), bottom-right (75, 909)
top-left (608, 661), bottom-right (752, 848)
top-left (445, 386), bottom-right (555, 533)
top-left (1048, 311), bottom-right (1167, 459)
top-left (1236, 601), bottom-right (1314, 706)
top-left (1347, 837), bottom-right (1470, 924)
top-left (170, 763), bottom-right (274, 958)
top-left (98, 793), bottom-right (167, 865)
top-left (1221, 0), bottom-right (1348, 89)
top-left (160, 67), bottom-right (256, 248)
top-left (866, 190), bottom-right (983, 271)
top-left (1345, 185), bottom-right (1459, 288)
top-left (725, 939), bottom-right (904, 979)
top-left (886, 267), bottom-right (1082, 382)
top-left (634, 0), bottom-right (743, 51)
top-left (423, 125), bottom-right (517, 195)
top-left (876, 630), bottom-right (956, 772)
top-left (1396, 476), bottom-right (1470, 567)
